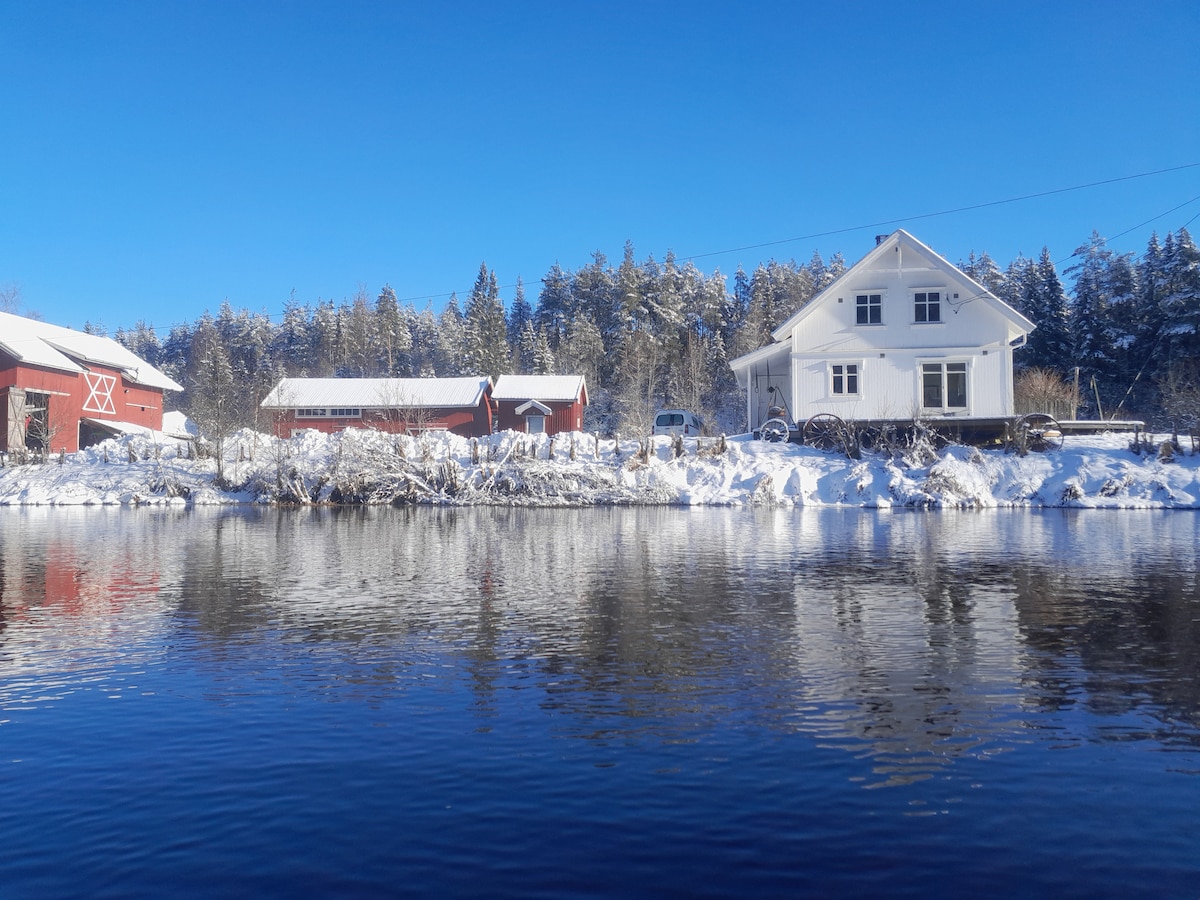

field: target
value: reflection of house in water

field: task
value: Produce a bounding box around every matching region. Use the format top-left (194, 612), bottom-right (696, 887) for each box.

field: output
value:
top-left (0, 509), bottom-right (170, 697)
top-left (771, 513), bottom-right (1029, 786)
top-left (0, 510), bottom-right (163, 618)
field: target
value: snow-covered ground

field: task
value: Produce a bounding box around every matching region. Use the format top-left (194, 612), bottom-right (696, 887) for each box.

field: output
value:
top-left (1, 425), bottom-right (1198, 509)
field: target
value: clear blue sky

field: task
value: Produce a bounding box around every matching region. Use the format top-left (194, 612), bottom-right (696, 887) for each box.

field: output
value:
top-left (3, 0), bottom-right (1199, 334)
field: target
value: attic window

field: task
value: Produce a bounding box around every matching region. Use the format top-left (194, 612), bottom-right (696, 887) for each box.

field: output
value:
top-left (914, 291), bottom-right (942, 323)
top-left (855, 293), bottom-right (882, 325)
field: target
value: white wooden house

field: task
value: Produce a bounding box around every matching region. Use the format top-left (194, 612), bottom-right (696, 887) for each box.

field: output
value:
top-left (729, 230), bottom-right (1035, 433)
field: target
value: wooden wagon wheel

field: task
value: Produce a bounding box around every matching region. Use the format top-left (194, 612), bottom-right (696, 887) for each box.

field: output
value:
top-left (802, 413), bottom-right (848, 452)
top-left (1015, 413), bottom-right (1064, 453)
top-left (759, 417), bottom-right (791, 443)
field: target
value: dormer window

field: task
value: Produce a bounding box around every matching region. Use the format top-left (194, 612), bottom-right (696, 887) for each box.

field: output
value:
top-left (914, 291), bottom-right (942, 323)
top-left (855, 293), bottom-right (882, 325)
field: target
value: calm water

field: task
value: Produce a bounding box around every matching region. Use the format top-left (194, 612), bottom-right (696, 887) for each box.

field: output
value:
top-left (1, 506), bottom-right (1198, 898)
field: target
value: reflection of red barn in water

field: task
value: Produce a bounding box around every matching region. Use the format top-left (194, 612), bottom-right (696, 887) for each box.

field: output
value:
top-left (0, 311), bottom-right (182, 454)
top-left (41, 545), bottom-right (161, 616)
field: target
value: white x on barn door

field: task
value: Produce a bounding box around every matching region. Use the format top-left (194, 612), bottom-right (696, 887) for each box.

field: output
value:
top-left (83, 372), bottom-right (117, 414)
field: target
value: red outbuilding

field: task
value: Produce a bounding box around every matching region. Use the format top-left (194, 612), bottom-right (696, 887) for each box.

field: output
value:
top-left (260, 376), bottom-right (495, 438)
top-left (1, 311), bottom-right (183, 455)
top-left (491, 375), bottom-right (588, 435)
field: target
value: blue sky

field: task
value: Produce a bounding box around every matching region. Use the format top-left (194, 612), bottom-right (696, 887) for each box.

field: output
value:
top-left (3, 0), bottom-right (1199, 334)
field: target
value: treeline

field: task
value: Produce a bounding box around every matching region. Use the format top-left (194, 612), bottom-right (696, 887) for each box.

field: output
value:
top-left (961, 228), bottom-right (1200, 426)
top-left (114, 243), bottom-right (848, 436)
top-left (114, 229), bottom-right (1200, 437)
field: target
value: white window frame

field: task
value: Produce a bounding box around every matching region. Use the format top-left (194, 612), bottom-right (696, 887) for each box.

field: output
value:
top-left (829, 361), bottom-right (862, 398)
top-left (525, 414), bottom-right (546, 434)
top-left (919, 360), bottom-right (970, 413)
top-left (913, 289), bottom-right (944, 324)
top-left (855, 291), bottom-right (884, 326)
top-left (295, 408), bottom-right (327, 418)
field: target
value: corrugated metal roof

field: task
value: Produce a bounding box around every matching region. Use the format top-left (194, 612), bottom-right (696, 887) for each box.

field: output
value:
top-left (261, 377), bottom-right (492, 409)
top-left (492, 375), bottom-right (585, 402)
top-left (0, 311), bottom-right (183, 391)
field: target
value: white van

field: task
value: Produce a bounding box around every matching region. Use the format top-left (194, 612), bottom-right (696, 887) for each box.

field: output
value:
top-left (652, 409), bottom-right (703, 437)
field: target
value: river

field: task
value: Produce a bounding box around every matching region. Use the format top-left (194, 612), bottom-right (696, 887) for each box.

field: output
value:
top-left (1, 506), bottom-right (1198, 897)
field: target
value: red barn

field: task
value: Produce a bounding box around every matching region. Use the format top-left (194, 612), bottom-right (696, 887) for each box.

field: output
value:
top-left (261, 376), bottom-right (495, 438)
top-left (491, 375), bottom-right (588, 435)
top-left (1, 311), bottom-right (183, 454)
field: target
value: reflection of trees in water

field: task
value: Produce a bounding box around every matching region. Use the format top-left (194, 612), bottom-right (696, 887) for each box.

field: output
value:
top-left (1013, 563), bottom-right (1200, 747)
top-left (166, 506), bottom-right (1200, 772)
top-left (172, 508), bottom-right (278, 640)
top-left (8, 506), bottom-right (1199, 774)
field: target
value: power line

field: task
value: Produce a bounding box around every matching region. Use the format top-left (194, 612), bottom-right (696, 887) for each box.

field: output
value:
top-left (681, 163), bottom-right (1200, 263)
top-left (126, 162), bottom-right (1200, 337)
top-left (1054, 193), bottom-right (1200, 267)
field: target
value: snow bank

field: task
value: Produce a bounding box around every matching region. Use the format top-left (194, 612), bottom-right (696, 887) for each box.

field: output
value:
top-left (0, 427), bottom-right (1197, 509)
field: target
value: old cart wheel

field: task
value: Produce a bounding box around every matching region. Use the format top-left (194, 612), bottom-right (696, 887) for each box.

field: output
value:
top-left (803, 413), bottom-right (848, 452)
top-left (1015, 413), bottom-right (1064, 453)
top-left (759, 417), bottom-right (790, 443)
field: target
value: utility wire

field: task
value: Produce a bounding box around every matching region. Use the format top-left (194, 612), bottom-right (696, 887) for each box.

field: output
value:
top-left (125, 163), bottom-right (1200, 337)
top-left (681, 163), bottom-right (1200, 263)
top-left (1054, 193), bottom-right (1200, 267)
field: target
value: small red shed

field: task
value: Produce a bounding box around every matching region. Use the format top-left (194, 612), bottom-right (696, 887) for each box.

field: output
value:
top-left (491, 375), bottom-right (588, 435)
top-left (260, 376), bottom-right (495, 438)
top-left (0, 311), bottom-right (183, 454)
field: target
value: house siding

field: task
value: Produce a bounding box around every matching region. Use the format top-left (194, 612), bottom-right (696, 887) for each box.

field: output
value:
top-left (494, 400), bottom-right (583, 435)
top-left (275, 405), bottom-right (490, 438)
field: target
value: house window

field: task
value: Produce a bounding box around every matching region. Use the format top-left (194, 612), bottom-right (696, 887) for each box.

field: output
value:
top-left (831, 363), bottom-right (860, 396)
top-left (296, 408), bottom-right (327, 418)
top-left (921, 362), bottom-right (968, 410)
top-left (914, 291), bottom-right (942, 323)
top-left (526, 414), bottom-right (546, 434)
top-left (855, 293), bottom-right (882, 325)
top-left (329, 408), bottom-right (361, 417)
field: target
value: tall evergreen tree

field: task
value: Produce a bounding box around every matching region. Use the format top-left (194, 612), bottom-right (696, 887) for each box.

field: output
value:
top-left (273, 294), bottom-right (315, 376)
top-left (436, 294), bottom-right (468, 376)
top-left (1158, 228), bottom-right (1200, 367)
top-left (1010, 249), bottom-right (1071, 371)
top-left (374, 284), bottom-right (412, 376)
top-left (463, 263), bottom-right (509, 377)
top-left (534, 263), bottom-right (573, 350)
top-left (506, 277), bottom-right (533, 366)
top-left (1066, 232), bottom-right (1134, 412)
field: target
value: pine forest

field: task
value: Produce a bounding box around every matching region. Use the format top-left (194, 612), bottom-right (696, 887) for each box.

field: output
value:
top-left (110, 229), bottom-right (1200, 438)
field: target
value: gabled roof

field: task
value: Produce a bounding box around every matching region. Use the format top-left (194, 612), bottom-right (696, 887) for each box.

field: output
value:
top-left (260, 376), bottom-right (492, 410)
top-left (514, 399), bottom-right (553, 416)
top-left (0, 311), bottom-right (183, 391)
top-left (492, 374), bottom-right (587, 403)
top-left (769, 229), bottom-right (1035, 340)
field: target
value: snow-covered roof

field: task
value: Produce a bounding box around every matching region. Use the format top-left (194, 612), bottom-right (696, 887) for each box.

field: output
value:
top-left (492, 374), bottom-right (586, 403)
top-left (0, 311), bottom-right (183, 391)
top-left (261, 377), bottom-right (492, 410)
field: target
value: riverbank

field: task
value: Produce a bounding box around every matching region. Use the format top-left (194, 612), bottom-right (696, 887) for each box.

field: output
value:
top-left (0, 426), bottom-right (1197, 508)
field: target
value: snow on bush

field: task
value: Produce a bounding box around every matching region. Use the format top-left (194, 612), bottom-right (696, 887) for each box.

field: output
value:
top-left (0, 427), bottom-right (1198, 509)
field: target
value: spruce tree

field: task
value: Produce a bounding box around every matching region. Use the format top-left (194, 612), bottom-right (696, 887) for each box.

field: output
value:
top-left (463, 263), bottom-right (509, 378)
